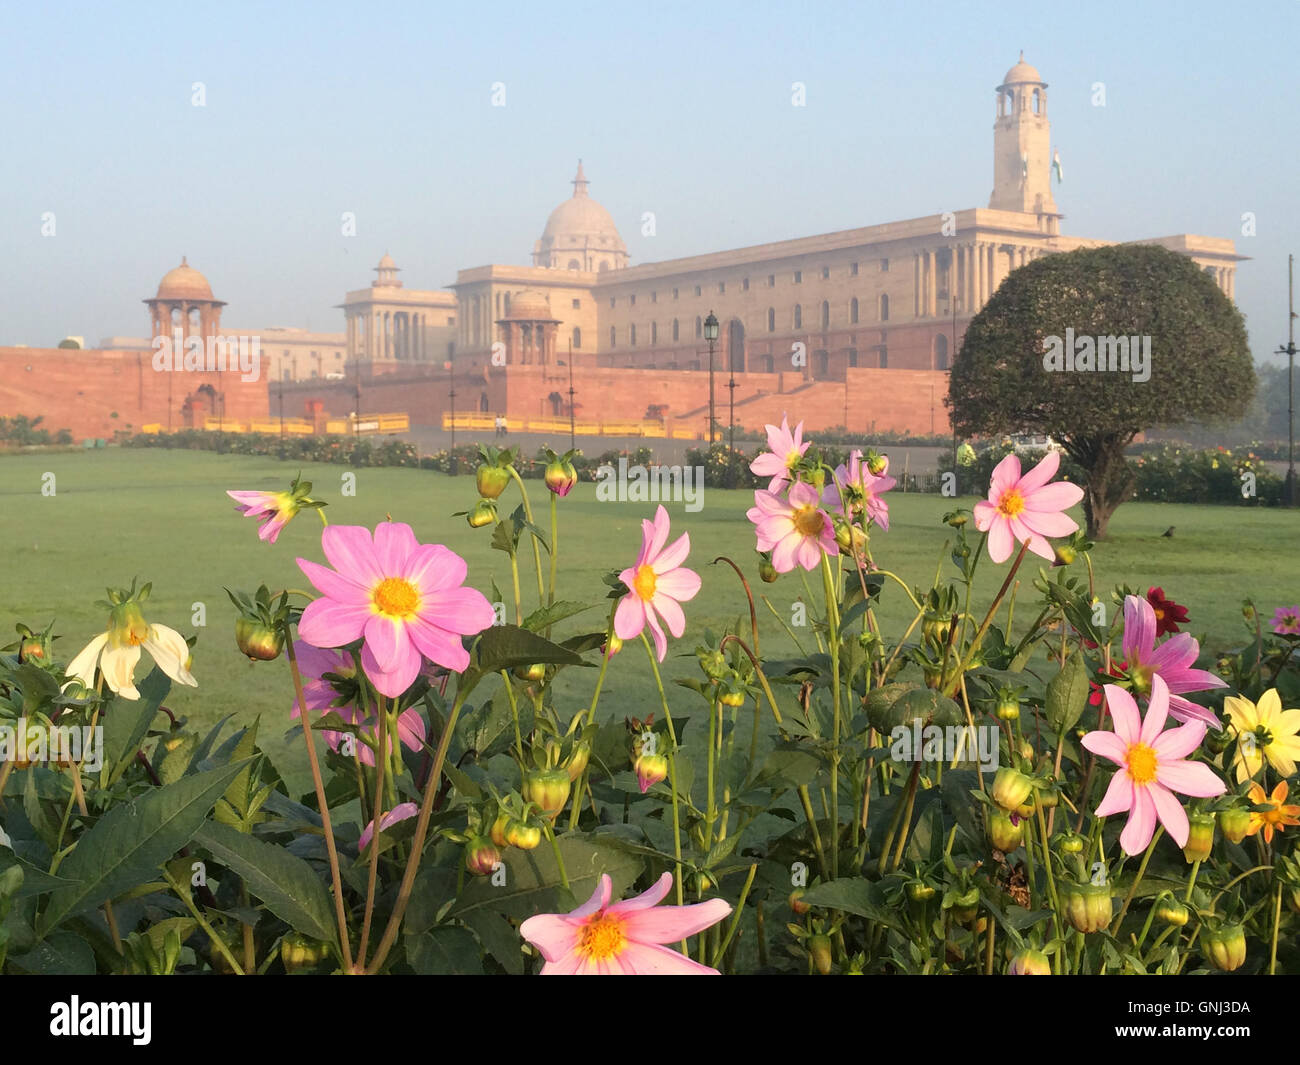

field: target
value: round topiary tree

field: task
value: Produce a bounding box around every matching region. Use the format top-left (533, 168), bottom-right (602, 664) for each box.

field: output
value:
top-left (948, 244), bottom-right (1253, 538)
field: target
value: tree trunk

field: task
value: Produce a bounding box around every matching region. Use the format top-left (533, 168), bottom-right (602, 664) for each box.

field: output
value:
top-left (1078, 434), bottom-right (1136, 540)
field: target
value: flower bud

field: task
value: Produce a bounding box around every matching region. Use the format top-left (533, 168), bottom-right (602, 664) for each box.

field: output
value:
top-left (280, 932), bottom-right (329, 973)
top-left (905, 880), bottom-right (936, 902)
top-left (808, 934), bottom-right (833, 975)
top-left (490, 813), bottom-right (511, 848)
top-left (1063, 881), bottom-right (1112, 934)
top-left (992, 768), bottom-right (1034, 812)
top-left (1052, 543), bottom-right (1077, 567)
top-left (1059, 833), bottom-right (1085, 855)
top-left (1202, 924), bottom-right (1247, 972)
top-left (988, 810), bottom-right (1023, 852)
top-left (634, 753), bottom-right (669, 794)
top-left (504, 819), bottom-right (541, 850)
top-left (1182, 813), bottom-right (1215, 863)
top-left (523, 768), bottom-right (571, 818)
top-left (234, 617), bottom-right (284, 662)
top-left (995, 696), bottom-right (1020, 721)
top-left (951, 888), bottom-right (980, 924)
top-left (475, 464), bottom-right (510, 500)
top-left (921, 613), bottom-right (951, 646)
top-left (698, 648), bottom-right (727, 680)
top-left (601, 634), bottom-right (623, 658)
top-left (564, 742), bottom-right (591, 781)
top-left (467, 498), bottom-right (498, 528)
top-left (1153, 896), bottom-right (1189, 928)
top-left (865, 451), bottom-right (888, 477)
top-left (464, 836), bottom-right (502, 876)
top-left (1007, 948), bottom-right (1050, 975)
top-left (513, 662), bottom-right (546, 683)
top-left (718, 687), bottom-right (745, 708)
top-left (789, 889), bottom-right (811, 915)
top-left (834, 520), bottom-right (867, 555)
top-left (1219, 807), bottom-right (1251, 845)
top-left (544, 457), bottom-right (578, 497)
top-left (758, 557), bottom-right (779, 583)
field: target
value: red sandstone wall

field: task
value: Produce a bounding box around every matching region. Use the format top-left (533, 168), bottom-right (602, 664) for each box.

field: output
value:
top-left (0, 347), bottom-right (269, 440)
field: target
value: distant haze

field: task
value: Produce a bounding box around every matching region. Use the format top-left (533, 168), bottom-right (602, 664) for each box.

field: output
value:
top-left (1, 1), bottom-right (1294, 364)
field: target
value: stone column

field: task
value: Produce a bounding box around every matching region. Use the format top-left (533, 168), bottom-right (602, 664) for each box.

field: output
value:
top-left (914, 254), bottom-right (921, 317)
top-left (927, 252), bottom-right (937, 317)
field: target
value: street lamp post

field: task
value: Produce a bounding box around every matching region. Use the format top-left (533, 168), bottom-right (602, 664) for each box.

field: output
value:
top-left (727, 371), bottom-right (737, 487)
top-left (704, 312), bottom-right (719, 445)
top-left (1281, 254), bottom-right (1298, 507)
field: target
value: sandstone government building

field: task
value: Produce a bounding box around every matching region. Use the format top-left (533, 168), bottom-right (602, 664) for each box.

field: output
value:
top-left (2, 57), bottom-right (1243, 441)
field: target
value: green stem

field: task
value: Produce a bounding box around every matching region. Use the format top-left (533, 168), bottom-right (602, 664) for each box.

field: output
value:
top-left (820, 552), bottom-right (843, 879)
top-left (640, 634), bottom-right (687, 922)
top-left (507, 467), bottom-right (546, 607)
top-left (366, 674), bottom-right (481, 973)
top-left (1110, 826), bottom-right (1163, 933)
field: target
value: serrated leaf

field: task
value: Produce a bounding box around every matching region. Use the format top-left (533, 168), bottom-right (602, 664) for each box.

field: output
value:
top-left (473, 625), bottom-right (586, 672)
top-left (1045, 652), bottom-right (1090, 735)
top-left (9, 930), bottom-right (95, 975)
top-left (192, 820), bottom-right (337, 946)
top-left (521, 601), bottom-right (592, 632)
top-left (100, 666), bottom-right (170, 786)
top-left (39, 760), bottom-right (250, 933)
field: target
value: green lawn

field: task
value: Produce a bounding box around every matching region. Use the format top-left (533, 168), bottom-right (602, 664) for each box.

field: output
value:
top-left (0, 447), bottom-right (1291, 790)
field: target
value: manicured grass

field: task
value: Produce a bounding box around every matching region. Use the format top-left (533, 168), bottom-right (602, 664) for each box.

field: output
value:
top-left (0, 447), bottom-right (1290, 789)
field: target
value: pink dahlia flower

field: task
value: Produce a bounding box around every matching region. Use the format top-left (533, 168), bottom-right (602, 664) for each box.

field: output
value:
top-left (288, 640), bottom-right (428, 766)
top-left (227, 489), bottom-right (298, 544)
top-left (297, 522), bottom-right (495, 697)
top-left (1271, 605), bottom-right (1300, 636)
top-left (747, 481), bottom-right (838, 573)
top-left (1121, 594), bottom-right (1225, 729)
top-left (614, 505), bottom-right (701, 662)
top-left (519, 872), bottom-right (732, 975)
top-left (972, 451), bottom-right (1083, 563)
top-left (1082, 674), bottom-right (1225, 856)
top-left (358, 802), bottom-right (419, 852)
top-left (748, 415), bottom-right (809, 492)
top-left (822, 449), bottom-right (897, 530)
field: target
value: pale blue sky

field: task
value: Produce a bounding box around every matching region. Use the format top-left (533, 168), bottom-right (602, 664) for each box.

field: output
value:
top-left (2, 0), bottom-right (1296, 362)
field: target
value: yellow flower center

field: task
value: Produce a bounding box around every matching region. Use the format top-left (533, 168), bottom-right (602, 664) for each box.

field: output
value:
top-left (372, 577), bottom-right (420, 618)
top-left (633, 564), bottom-right (657, 601)
top-left (1126, 743), bottom-right (1158, 785)
top-left (997, 489), bottom-right (1025, 518)
top-left (785, 449), bottom-right (803, 470)
top-left (793, 505), bottom-right (825, 538)
top-left (577, 913), bottom-right (627, 961)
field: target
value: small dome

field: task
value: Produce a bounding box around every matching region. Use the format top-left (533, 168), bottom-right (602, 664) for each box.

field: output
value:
top-left (1002, 51), bottom-right (1043, 85)
top-left (506, 290), bottom-right (553, 320)
top-left (373, 253), bottom-right (402, 288)
top-left (155, 257), bottom-right (214, 300)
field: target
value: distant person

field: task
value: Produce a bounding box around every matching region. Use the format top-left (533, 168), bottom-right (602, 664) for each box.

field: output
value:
top-left (500, 415), bottom-right (508, 437)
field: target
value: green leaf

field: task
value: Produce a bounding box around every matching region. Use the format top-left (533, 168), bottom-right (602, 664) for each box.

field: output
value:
top-left (448, 835), bottom-right (643, 922)
top-left (100, 666), bottom-right (170, 786)
top-left (0, 849), bottom-right (74, 900)
top-left (192, 820), bottom-right (337, 947)
top-left (39, 760), bottom-right (250, 934)
top-left (473, 625), bottom-right (586, 672)
top-left (521, 600), bottom-right (592, 632)
top-left (8, 930), bottom-right (96, 974)
top-left (800, 878), bottom-right (906, 932)
top-left (405, 925), bottom-right (483, 975)
top-left (1045, 652), bottom-right (1090, 735)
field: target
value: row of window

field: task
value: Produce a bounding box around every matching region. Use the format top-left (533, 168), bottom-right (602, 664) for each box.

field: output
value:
top-left (605, 260), bottom-right (891, 308)
top-left (596, 334), bottom-right (952, 372)
top-left (603, 297), bottom-right (892, 348)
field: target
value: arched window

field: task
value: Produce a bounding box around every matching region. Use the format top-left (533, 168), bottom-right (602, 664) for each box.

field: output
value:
top-left (851, 297), bottom-right (859, 324)
top-left (821, 301), bottom-right (830, 329)
top-left (767, 307), bottom-right (776, 332)
top-left (793, 304), bottom-right (802, 329)
top-left (568, 259), bottom-right (580, 270)
top-left (572, 326), bottom-right (581, 349)
top-left (1032, 89), bottom-right (1041, 115)
top-left (934, 333), bottom-right (949, 370)
top-left (672, 319), bottom-right (680, 341)
top-left (695, 316), bottom-right (702, 338)
top-left (848, 347), bottom-right (858, 367)
top-left (880, 294), bottom-right (890, 322)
